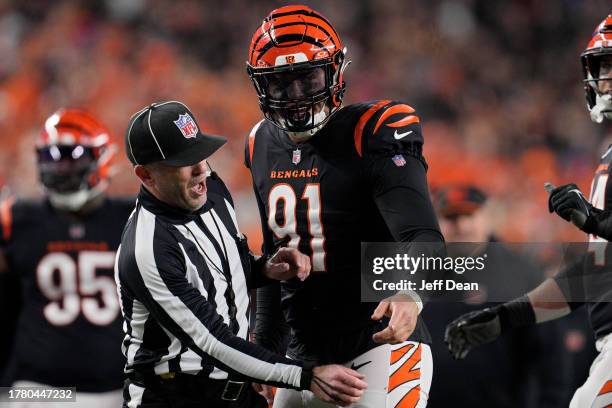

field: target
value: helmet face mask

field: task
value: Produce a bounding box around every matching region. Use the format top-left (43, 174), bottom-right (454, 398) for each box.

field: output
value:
top-left (581, 14), bottom-right (612, 123)
top-left (247, 5), bottom-right (349, 136)
top-left (37, 145), bottom-right (97, 193)
top-left (37, 109), bottom-right (115, 211)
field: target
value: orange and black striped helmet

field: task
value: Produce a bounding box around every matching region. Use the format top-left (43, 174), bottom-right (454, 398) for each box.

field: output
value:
top-left (37, 108), bottom-right (116, 210)
top-left (581, 14), bottom-right (612, 122)
top-left (246, 5), bottom-right (349, 134)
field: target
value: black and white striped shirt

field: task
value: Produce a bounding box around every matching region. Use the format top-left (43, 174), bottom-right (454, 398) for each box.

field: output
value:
top-left (114, 175), bottom-right (308, 389)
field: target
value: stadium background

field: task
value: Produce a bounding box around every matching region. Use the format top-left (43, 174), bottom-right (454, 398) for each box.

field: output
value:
top-left (0, 0), bottom-right (611, 250)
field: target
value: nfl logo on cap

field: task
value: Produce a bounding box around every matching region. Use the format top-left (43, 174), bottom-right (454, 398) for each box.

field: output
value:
top-left (173, 113), bottom-right (199, 139)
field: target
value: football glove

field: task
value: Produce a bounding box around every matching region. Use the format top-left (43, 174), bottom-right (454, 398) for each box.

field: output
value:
top-left (444, 307), bottom-right (502, 360)
top-left (547, 183), bottom-right (593, 229)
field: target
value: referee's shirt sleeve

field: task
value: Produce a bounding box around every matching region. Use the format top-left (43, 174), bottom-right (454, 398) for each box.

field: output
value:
top-left (120, 209), bottom-right (309, 389)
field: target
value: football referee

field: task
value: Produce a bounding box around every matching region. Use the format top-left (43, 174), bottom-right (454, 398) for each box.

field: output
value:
top-left (115, 101), bottom-right (367, 407)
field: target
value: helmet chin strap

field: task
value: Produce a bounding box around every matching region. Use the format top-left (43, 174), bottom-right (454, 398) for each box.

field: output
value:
top-left (590, 93), bottom-right (612, 123)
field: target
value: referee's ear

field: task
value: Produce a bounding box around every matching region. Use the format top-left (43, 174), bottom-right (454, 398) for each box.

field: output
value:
top-left (134, 164), bottom-right (155, 189)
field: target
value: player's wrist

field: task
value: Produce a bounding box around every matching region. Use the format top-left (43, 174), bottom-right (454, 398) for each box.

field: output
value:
top-left (299, 361), bottom-right (316, 390)
top-left (497, 295), bottom-right (536, 331)
top-left (396, 290), bottom-right (423, 314)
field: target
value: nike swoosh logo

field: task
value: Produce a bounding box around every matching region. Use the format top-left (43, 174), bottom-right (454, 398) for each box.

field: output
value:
top-left (394, 130), bottom-right (413, 140)
top-left (350, 360), bottom-right (372, 371)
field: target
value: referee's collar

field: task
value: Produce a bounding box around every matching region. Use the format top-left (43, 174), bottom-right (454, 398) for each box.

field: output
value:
top-left (138, 185), bottom-right (214, 222)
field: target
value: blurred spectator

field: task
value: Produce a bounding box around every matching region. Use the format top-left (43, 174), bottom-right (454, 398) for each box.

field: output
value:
top-left (423, 184), bottom-right (571, 407)
top-left (0, 0), bottom-right (610, 248)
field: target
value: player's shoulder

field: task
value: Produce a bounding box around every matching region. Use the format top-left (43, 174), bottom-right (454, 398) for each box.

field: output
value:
top-left (245, 119), bottom-right (276, 168)
top-left (344, 100), bottom-right (423, 158)
top-left (0, 197), bottom-right (46, 244)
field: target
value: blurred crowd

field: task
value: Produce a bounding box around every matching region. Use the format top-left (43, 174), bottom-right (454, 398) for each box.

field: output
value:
top-left (1, 0), bottom-right (611, 248)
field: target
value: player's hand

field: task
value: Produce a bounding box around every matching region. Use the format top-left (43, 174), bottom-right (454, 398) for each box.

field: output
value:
top-left (444, 307), bottom-right (502, 360)
top-left (310, 364), bottom-right (367, 406)
top-left (371, 293), bottom-right (419, 344)
top-left (547, 183), bottom-right (593, 228)
top-left (252, 383), bottom-right (275, 405)
top-left (264, 247), bottom-right (311, 281)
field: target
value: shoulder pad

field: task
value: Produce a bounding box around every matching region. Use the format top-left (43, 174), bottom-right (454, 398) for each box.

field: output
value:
top-left (0, 196), bottom-right (15, 243)
top-left (353, 100), bottom-right (423, 158)
top-left (245, 119), bottom-right (266, 169)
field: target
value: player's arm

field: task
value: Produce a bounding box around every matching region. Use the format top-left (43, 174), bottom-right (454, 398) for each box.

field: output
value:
top-left (250, 184), bottom-right (292, 354)
top-left (444, 260), bottom-right (581, 359)
top-left (359, 102), bottom-right (445, 343)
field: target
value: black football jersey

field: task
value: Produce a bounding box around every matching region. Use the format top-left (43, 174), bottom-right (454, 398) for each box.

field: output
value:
top-left (583, 145), bottom-right (612, 340)
top-left (0, 197), bottom-right (134, 392)
top-left (246, 101), bottom-right (443, 360)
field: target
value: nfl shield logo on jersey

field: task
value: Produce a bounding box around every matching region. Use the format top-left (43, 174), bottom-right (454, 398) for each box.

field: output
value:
top-left (173, 114), bottom-right (199, 139)
top-left (292, 149), bottom-right (302, 165)
top-left (392, 154), bottom-right (406, 167)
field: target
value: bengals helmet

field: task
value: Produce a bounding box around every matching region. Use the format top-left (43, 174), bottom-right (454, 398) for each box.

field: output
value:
top-left (581, 14), bottom-right (612, 123)
top-left (246, 5), bottom-right (349, 137)
top-left (37, 109), bottom-right (116, 211)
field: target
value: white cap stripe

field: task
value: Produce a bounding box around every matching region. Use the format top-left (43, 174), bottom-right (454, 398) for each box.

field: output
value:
top-left (147, 109), bottom-right (166, 160)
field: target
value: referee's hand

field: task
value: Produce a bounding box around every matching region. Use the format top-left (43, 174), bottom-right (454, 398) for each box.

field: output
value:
top-left (311, 365), bottom-right (367, 406)
top-left (264, 247), bottom-right (311, 281)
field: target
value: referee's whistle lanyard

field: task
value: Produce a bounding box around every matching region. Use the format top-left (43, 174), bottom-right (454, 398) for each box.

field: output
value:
top-left (185, 216), bottom-right (240, 335)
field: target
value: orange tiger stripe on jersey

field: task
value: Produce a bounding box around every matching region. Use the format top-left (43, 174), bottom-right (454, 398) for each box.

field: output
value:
top-left (0, 197), bottom-right (14, 242)
top-left (354, 100), bottom-right (391, 157)
top-left (597, 164), bottom-right (609, 173)
top-left (248, 120), bottom-right (264, 165)
top-left (395, 385), bottom-right (421, 408)
top-left (390, 343), bottom-right (415, 365)
top-left (373, 104), bottom-right (418, 134)
top-left (599, 380), bottom-right (612, 395)
top-left (388, 344), bottom-right (421, 392)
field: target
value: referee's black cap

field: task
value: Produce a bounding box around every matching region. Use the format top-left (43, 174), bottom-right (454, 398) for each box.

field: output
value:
top-left (125, 101), bottom-right (227, 166)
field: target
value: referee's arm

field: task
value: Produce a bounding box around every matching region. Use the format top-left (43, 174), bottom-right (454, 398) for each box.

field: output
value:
top-left (119, 221), bottom-right (311, 390)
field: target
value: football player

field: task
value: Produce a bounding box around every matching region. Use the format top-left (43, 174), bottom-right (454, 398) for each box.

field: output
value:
top-left (245, 5), bottom-right (444, 407)
top-left (0, 109), bottom-right (134, 407)
top-left (445, 15), bottom-right (612, 408)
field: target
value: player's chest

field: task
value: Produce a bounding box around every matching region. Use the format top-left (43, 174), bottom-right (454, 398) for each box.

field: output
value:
top-left (252, 143), bottom-right (363, 215)
top-left (11, 212), bottom-right (121, 276)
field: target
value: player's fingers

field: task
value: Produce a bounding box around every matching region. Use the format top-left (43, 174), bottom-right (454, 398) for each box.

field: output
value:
top-left (295, 253), bottom-right (311, 280)
top-left (342, 368), bottom-right (366, 381)
top-left (328, 381), bottom-right (365, 398)
top-left (252, 383), bottom-right (263, 392)
top-left (372, 325), bottom-right (395, 343)
top-left (267, 262), bottom-right (291, 276)
top-left (371, 300), bottom-right (389, 320)
top-left (261, 385), bottom-right (275, 403)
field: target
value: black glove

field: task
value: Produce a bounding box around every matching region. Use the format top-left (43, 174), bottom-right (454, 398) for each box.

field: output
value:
top-left (444, 307), bottom-right (502, 360)
top-left (548, 183), bottom-right (593, 228)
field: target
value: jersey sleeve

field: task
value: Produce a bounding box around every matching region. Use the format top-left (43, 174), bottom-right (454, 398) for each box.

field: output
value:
top-left (354, 100), bottom-right (426, 167)
top-left (359, 103), bottom-right (444, 303)
top-left (358, 101), bottom-right (441, 243)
